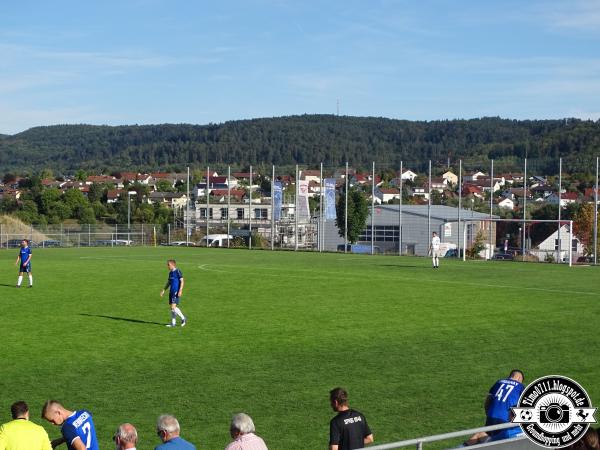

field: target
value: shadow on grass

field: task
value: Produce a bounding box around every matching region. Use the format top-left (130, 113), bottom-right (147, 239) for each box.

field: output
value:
top-left (377, 264), bottom-right (431, 269)
top-left (0, 283), bottom-right (17, 288)
top-left (79, 313), bottom-right (164, 326)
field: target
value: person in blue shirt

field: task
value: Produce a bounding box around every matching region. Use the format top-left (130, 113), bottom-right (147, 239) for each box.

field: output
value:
top-left (160, 259), bottom-right (187, 327)
top-left (15, 239), bottom-right (33, 288)
top-left (463, 370), bottom-right (525, 446)
top-left (41, 401), bottom-right (99, 450)
top-left (155, 414), bottom-right (196, 450)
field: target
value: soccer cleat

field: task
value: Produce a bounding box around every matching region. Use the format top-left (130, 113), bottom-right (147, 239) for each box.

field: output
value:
top-left (16, 285), bottom-right (20, 288)
top-left (165, 324), bottom-right (176, 327)
top-left (181, 319), bottom-right (187, 327)
top-left (28, 285), bottom-right (33, 288)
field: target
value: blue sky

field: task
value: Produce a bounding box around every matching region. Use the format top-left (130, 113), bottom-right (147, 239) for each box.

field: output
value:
top-left (1, 0), bottom-right (599, 134)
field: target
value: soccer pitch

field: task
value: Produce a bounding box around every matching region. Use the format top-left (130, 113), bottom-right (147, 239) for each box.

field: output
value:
top-left (1, 247), bottom-right (598, 449)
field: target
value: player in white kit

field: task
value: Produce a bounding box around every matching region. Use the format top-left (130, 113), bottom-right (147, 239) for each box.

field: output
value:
top-left (429, 232), bottom-right (441, 269)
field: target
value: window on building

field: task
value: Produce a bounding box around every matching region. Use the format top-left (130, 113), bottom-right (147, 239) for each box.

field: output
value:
top-left (236, 208), bottom-right (244, 219)
top-left (254, 208), bottom-right (268, 220)
top-left (221, 208), bottom-right (228, 219)
top-left (358, 225), bottom-right (400, 242)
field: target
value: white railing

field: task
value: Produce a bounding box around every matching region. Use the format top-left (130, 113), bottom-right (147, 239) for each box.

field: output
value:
top-left (367, 422), bottom-right (526, 450)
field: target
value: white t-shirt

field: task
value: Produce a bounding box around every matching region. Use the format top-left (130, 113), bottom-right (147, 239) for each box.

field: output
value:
top-left (431, 236), bottom-right (441, 250)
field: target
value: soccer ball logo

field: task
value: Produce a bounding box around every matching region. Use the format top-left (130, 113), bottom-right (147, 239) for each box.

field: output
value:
top-left (520, 410), bottom-right (533, 421)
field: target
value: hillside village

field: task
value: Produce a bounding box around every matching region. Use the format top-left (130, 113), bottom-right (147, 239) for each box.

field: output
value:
top-left (0, 166), bottom-right (598, 225)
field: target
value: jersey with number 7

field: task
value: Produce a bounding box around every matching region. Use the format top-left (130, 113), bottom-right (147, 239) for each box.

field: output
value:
top-left (487, 378), bottom-right (524, 421)
top-left (61, 410), bottom-right (99, 450)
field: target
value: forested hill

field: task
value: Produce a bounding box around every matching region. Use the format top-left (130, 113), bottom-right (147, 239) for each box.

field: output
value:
top-left (1, 115), bottom-right (599, 174)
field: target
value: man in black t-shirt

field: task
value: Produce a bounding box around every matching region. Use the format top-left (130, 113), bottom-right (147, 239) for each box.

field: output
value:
top-left (329, 387), bottom-right (374, 450)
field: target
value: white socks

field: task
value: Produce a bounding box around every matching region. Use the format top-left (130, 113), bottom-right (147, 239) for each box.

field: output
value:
top-left (17, 276), bottom-right (23, 286)
top-left (28, 274), bottom-right (33, 286)
top-left (173, 307), bottom-right (185, 320)
top-left (170, 311), bottom-right (177, 326)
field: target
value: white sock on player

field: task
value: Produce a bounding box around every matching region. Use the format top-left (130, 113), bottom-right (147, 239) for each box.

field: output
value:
top-left (28, 274), bottom-right (33, 286)
top-left (17, 276), bottom-right (23, 286)
top-left (170, 311), bottom-right (177, 326)
top-left (173, 307), bottom-right (185, 320)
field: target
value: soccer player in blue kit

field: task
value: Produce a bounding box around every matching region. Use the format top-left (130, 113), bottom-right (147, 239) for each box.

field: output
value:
top-left (463, 369), bottom-right (525, 445)
top-left (160, 259), bottom-right (187, 327)
top-left (15, 239), bottom-right (33, 288)
top-left (42, 401), bottom-right (99, 450)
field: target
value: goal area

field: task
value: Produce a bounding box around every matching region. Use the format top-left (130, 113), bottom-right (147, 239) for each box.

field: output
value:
top-left (459, 218), bottom-right (577, 266)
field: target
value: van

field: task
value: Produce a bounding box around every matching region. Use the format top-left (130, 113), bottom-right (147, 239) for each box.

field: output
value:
top-left (199, 234), bottom-right (233, 247)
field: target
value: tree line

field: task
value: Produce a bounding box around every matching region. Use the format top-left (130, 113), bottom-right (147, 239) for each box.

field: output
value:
top-left (1, 115), bottom-right (599, 174)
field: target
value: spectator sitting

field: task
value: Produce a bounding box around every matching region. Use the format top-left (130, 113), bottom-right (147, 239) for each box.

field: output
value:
top-left (225, 413), bottom-right (268, 450)
top-left (114, 423), bottom-right (138, 450)
top-left (0, 401), bottom-right (52, 450)
top-left (155, 414), bottom-right (196, 450)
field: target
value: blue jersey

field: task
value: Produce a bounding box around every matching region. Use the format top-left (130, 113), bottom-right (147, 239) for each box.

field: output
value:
top-left (487, 378), bottom-right (524, 422)
top-left (167, 268), bottom-right (183, 293)
top-left (61, 410), bottom-right (99, 450)
top-left (19, 247), bottom-right (32, 264)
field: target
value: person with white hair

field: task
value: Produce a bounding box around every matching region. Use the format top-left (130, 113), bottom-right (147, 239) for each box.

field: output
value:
top-left (113, 423), bottom-right (138, 450)
top-left (225, 413), bottom-right (268, 450)
top-left (154, 415), bottom-right (195, 450)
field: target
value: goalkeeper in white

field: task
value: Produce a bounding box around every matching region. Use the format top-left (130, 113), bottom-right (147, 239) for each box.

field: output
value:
top-left (429, 232), bottom-right (441, 269)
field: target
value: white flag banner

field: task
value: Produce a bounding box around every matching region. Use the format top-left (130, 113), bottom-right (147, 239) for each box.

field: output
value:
top-left (297, 180), bottom-right (310, 220)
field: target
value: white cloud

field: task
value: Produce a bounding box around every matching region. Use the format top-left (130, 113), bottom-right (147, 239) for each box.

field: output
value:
top-left (540, 0), bottom-right (600, 31)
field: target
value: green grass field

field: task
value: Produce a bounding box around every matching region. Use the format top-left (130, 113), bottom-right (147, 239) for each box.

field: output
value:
top-left (0, 247), bottom-right (598, 449)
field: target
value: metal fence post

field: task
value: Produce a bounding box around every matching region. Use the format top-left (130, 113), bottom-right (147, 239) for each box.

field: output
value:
top-left (569, 220), bottom-right (573, 267)
top-left (371, 161), bottom-right (375, 255)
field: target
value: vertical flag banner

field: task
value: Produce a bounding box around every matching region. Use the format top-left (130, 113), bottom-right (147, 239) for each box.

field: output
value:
top-left (325, 178), bottom-right (337, 220)
top-left (273, 181), bottom-right (283, 221)
top-left (298, 180), bottom-right (310, 220)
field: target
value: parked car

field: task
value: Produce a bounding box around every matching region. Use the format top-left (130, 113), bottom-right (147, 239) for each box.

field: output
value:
top-left (576, 256), bottom-right (593, 263)
top-left (493, 252), bottom-right (514, 260)
top-left (444, 248), bottom-right (458, 258)
top-left (198, 234), bottom-right (232, 247)
top-left (169, 241), bottom-right (196, 246)
top-left (6, 239), bottom-right (38, 248)
top-left (40, 239), bottom-right (62, 248)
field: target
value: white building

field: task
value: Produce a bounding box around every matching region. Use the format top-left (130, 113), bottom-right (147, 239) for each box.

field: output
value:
top-left (530, 225), bottom-right (583, 262)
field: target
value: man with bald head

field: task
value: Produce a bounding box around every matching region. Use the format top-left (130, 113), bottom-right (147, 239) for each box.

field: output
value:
top-left (155, 415), bottom-right (195, 450)
top-left (41, 401), bottom-right (98, 450)
top-left (114, 423), bottom-right (138, 450)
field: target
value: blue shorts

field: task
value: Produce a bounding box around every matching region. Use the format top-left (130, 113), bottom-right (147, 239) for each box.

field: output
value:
top-left (19, 263), bottom-right (31, 273)
top-left (168, 292), bottom-right (180, 305)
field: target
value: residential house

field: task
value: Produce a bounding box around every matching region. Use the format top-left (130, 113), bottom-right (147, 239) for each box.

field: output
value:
top-left (400, 169), bottom-right (418, 182)
top-left (546, 192), bottom-right (579, 207)
top-left (106, 189), bottom-right (124, 204)
top-left (463, 185), bottom-right (484, 199)
top-left (412, 186), bottom-right (429, 200)
top-left (431, 177), bottom-right (447, 193)
top-left (495, 197), bottom-right (515, 210)
top-left (301, 169), bottom-right (321, 183)
top-left (464, 171), bottom-right (486, 182)
top-left (147, 192), bottom-right (188, 209)
top-left (376, 187), bottom-right (401, 203)
top-left (584, 187), bottom-right (600, 204)
top-left (530, 225), bottom-right (582, 263)
top-left (442, 170), bottom-right (458, 185)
